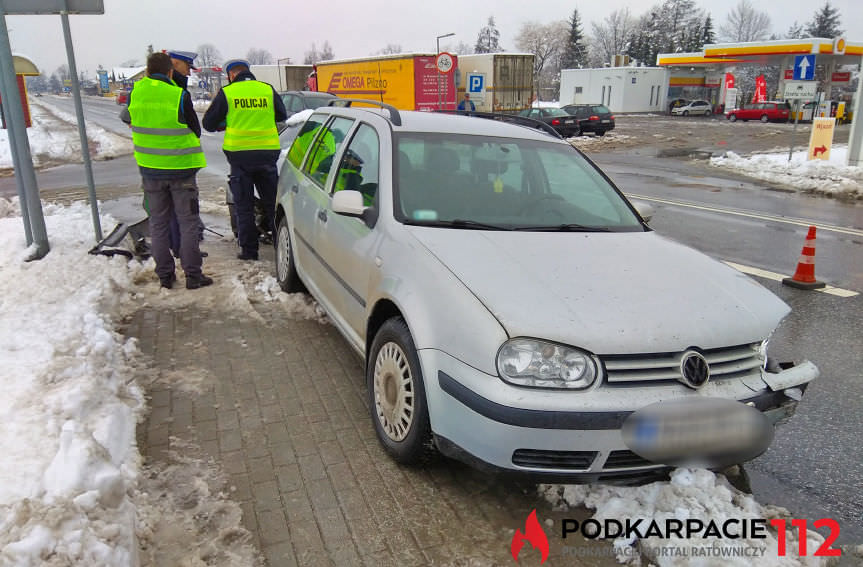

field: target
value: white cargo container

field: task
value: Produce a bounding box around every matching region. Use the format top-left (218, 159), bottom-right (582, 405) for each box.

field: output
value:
top-left (249, 64), bottom-right (314, 92)
top-left (560, 67), bottom-right (669, 113)
top-left (456, 53), bottom-right (534, 113)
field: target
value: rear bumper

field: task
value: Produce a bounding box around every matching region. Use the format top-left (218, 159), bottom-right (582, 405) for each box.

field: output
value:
top-left (421, 349), bottom-right (817, 482)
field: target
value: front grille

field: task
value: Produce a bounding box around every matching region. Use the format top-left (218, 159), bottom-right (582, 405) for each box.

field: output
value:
top-left (600, 343), bottom-right (762, 386)
top-left (604, 450), bottom-right (653, 469)
top-left (512, 449), bottom-right (597, 470)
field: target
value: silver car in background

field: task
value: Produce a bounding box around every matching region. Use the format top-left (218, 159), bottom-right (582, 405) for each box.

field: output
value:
top-left (273, 104), bottom-right (818, 481)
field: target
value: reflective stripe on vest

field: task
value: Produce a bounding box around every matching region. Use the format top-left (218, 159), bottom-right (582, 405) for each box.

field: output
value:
top-left (223, 80), bottom-right (280, 151)
top-left (128, 78), bottom-right (206, 170)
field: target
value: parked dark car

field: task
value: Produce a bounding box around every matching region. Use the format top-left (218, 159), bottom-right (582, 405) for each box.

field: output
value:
top-left (726, 102), bottom-right (790, 123)
top-left (517, 107), bottom-right (581, 137)
top-left (561, 104), bottom-right (615, 136)
top-left (280, 91), bottom-right (338, 119)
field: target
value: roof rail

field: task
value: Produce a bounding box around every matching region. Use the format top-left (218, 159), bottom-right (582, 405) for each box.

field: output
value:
top-left (433, 109), bottom-right (563, 139)
top-left (328, 98), bottom-right (402, 126)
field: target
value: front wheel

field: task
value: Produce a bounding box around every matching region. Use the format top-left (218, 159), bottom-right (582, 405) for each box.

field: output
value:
top-left (683, 110), bottom-right (689, 116)
top-left (729, 114), bottom-right (737, 122)
top-left (760, 115), bottom-right (769, 123)
top-left (367, 317), bottom-right (435, 465)
top-left (274, 215), bottom-right (305, 293)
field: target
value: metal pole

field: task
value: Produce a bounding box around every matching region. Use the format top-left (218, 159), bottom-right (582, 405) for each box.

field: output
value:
top-left (0, 7), bottom-right (49, 258)
top-left (0, 38), bottom-right (32, 244)
top-left (436, 37), bottom-right (441, 111)
top-left (788, 99), bottom-right (800, 162)
top-left (847, 57), bottom-right (863, 167)
top-left (61, 6), bottom-right (101, 241)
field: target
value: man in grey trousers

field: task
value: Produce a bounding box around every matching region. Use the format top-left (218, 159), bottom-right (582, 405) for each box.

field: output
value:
top-left (126, 52), bottom-right (213, 289)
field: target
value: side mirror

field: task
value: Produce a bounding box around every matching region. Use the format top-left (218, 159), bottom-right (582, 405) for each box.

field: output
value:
top-left (332, 190), bottom-right (366, 217)
top-left (632, 200), bottom-right (654, 223)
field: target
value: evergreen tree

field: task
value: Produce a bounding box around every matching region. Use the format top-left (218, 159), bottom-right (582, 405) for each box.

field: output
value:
top-left (560, 8), bottom-right (588, 69)
top-left (702, 14), bottom-right (715, 44)
top-left (475, 16), bottom-right (503, 53)
top-left (805, 2), bottom-right (843, 37)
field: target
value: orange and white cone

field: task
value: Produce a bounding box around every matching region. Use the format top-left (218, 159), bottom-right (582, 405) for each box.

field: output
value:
top-left (782, 226), bottom-right (825, 290)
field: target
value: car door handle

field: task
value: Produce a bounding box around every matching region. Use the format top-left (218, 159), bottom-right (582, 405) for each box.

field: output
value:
top-left (317, 209), bottom-right (328, 223)
top-left (291, 184), bottom-right (299, 193)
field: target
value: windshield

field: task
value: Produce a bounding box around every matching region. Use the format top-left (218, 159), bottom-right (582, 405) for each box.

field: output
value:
top-left (394, 133), bottom-right (643, 231)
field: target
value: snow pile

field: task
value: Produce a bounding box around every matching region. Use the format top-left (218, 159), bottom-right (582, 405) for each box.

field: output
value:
top-left (286, 108), bottom-right (314, 126)
top-left (710, 146), bottom-right (862, 198)
top-left (542, 468), bottom-right (833, 566)
top-left (0, 104), bottom-right (78, 168)
top-left (30, 99), bottom-right (132, 160)
top-left (0, 200), bottom-right (145, 565)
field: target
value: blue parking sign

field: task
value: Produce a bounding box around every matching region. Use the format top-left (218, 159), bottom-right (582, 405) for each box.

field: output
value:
top-left (468, 73), bottom-right (484, 93)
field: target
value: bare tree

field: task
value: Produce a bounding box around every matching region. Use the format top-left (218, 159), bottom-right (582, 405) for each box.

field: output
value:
top-left (196, 43), bottom-right (222, 68)
top-left (54, 64), bottom-right (71, 80)
top-left (590, 9), bottom-right (634, 67)
top-left (377, 44), bottom-right (403, 55)
top-left (719, 0), bottom-right (771, 42)
top-left (320, 41), bottom-right (335, 61)
top-left (515, 20), bottom-right (568, 100)
top-left (305, 41), bottom-right (335, 64)
top-left (246, 48), bottom-right (274, 65)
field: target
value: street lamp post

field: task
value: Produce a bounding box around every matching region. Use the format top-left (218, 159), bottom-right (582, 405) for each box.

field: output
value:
top-left (436, 32), bottom-right (454, 110)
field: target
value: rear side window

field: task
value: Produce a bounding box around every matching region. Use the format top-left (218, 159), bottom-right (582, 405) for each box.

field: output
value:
top-left (287, 113), bottom-right (326, 169)
top-left (303, 117), bottom-right (354, 188)
top-left (592, 105), bottom-right (611, 114)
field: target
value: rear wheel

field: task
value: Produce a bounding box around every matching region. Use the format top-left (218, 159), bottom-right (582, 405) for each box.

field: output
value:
top-left (275, 215), bottom-right (305, 293)
top-left (367, 317), bottom-right (435, 465)
top-left (760, 114), bottom-right (769, 123)
top-left (597, 130), bottom-right (606, 136)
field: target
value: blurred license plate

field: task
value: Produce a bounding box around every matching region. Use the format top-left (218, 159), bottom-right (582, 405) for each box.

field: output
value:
top-left (565, 119), bottom-right (574, 124)
top-left (602, 119), bottom-right (610, 123)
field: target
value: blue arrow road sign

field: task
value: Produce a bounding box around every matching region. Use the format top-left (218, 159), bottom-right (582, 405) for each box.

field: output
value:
top-left (793, 54), bottom-right (815, 80)
top-left (467, 73), bottom-right (484, 93)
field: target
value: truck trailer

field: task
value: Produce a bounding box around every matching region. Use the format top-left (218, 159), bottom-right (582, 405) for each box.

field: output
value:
top-left (312, 53), bottom-right (459, 111)
top-left (249, 64), bottom-right (314, 92)
top-left (455, 53), bottom-right (534, 113)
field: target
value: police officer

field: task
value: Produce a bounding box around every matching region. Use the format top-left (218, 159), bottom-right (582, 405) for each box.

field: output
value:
top-left (166, 50), bottom-right (198, 91)
top-left (128, 52), bottom-right (212, 290)
top-left (203, 59), bottom-right (287, 261)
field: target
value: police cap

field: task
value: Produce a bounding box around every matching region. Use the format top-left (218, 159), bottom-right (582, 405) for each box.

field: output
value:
top-left (224, 59), bottom-right (251, 74)
top-left (167, 50), bottom-right (199, 70)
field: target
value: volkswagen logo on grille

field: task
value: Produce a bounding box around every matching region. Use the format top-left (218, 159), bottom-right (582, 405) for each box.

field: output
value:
top-left (680, 351), bottom-right (710, 389)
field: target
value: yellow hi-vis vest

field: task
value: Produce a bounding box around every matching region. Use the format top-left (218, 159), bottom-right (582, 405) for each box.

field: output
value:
top-left (129, 77), bottom-right (206, 170)
top-left (222, 80), bottom-right (280, 151)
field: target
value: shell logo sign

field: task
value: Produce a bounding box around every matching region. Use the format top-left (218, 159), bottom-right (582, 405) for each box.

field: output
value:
top-left (833, 37), bottom-right (846, 55)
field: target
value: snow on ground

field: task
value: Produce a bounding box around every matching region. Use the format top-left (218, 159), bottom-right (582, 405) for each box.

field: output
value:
top-left (30, 99), bottom-right (132, 160)
top-left (0, 99), bottom-right (131, 170)
top-left (710, 145), bottom-right (863, 198)
top-left (569, 132), bottom-right (633, 150)
top-left (193, 100), bottom-right (211, 113)
top-left (0, 198), bottom-right (308, 565)
top-left (542, 468), bottom-right (837, 566)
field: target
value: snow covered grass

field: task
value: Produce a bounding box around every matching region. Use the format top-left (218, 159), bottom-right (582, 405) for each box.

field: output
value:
top-left (710, 145), bottom-right (863, 198)
top-left (542, 468), bottom-right (837, 566)
top-left (0, 99), bottom-right (131, 170)
top-left (0, 199), bottom-right (145, 564)
top-left (0, 199), bottom-right (268, 565)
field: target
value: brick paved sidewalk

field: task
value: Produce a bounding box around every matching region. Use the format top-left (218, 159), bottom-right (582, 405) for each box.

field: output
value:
top-left (125, 241), bottom-right (619, 567)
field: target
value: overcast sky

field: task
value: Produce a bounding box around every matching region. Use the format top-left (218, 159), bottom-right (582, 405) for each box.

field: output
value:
top-left (6, 0), bottom-right (862, 77)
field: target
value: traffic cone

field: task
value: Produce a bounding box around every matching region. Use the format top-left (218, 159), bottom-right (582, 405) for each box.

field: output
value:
top-left (782, 226), bottom-right (825, 290)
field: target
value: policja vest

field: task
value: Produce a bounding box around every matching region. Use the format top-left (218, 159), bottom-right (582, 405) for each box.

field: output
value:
top-left (222, 80), bottom-right (280, 151)
top-left (129, 77), bottom-right (206, 170)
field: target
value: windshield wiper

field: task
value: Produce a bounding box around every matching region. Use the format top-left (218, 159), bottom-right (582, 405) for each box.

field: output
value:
top-left (512, 223), bottom-right (612, 232)
top-left (405, 219), bottom-right (513, 231)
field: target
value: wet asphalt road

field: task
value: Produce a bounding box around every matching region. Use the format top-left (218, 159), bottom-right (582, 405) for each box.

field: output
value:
top-left (4, 96), bottom-right (863, 548)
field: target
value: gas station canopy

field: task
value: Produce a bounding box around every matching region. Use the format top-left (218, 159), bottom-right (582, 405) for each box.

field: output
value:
top-left (657, 37), bottom-right (862, 68)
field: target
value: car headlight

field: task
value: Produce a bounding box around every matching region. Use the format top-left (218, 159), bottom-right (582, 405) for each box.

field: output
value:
top-left (497, 338), bottom-right (599, 389)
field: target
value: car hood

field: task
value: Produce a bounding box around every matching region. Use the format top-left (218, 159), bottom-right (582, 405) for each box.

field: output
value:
top-left (407, 228), bottom-right (789, 355)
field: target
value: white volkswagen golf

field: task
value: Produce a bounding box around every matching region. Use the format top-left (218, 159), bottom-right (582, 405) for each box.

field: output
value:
top-left (273, 103), bottom-right (818, 482)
